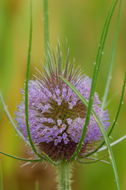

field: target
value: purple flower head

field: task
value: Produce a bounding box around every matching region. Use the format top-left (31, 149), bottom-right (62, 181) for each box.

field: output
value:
top-left (15, 51), bottom-right (110, 160)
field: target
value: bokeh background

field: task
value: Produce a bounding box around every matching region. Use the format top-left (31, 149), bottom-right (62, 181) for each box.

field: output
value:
top-left (0, 0), bottom-right (126, 189)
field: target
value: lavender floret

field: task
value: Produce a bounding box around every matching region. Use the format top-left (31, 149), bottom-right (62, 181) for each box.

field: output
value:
top-left (15, 56), bottom-right (110, 160)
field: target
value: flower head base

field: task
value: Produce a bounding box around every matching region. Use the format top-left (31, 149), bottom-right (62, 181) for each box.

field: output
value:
top-left (15, 50), bottom-right (110, 161)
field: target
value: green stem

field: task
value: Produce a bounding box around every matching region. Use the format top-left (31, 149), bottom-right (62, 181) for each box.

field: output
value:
top-left (43, 0), bottom-right (49, 61)
top-left (57, 162), bottom-right (72, 190)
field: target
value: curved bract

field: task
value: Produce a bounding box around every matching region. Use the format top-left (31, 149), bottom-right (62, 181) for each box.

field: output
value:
top-left (15, 51), bottom-right (109, 161)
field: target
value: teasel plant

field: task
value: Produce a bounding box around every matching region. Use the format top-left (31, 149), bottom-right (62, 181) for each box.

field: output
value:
top-left (0, 0), bottom-right (126, 189)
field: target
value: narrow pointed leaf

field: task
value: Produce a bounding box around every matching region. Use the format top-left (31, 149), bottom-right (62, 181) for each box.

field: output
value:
top-left (61, 1), bottom-right (120, 188)
top-left (70, 0), bottom-right (119, 160)
top-left (84, 73), bottom-right (126, 157)
top-left (25, 0), bottom-right (41, 157)
top-left (60, 75), bottom-right (120, 189)
top-left (0, 151), bottom-right (43, 162)
top-left (0, 93), bottom-right (27, 143)
top-left (78, 157), bottom-right (110, 165)
top-left (25, 1), bottom-right (58, 166)
top-left (102, 0), bottom-right (122, 109)
top-left (98, 135), bottom-right (126, 152)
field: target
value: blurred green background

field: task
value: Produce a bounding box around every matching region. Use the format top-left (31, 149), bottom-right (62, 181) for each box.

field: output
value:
top-left (0, 0), bottom-right (126, 189)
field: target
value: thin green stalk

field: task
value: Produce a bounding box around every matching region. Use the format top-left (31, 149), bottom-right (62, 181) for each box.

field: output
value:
top-left (0, 1), bottom-right (57, 166)
top-left (91, 119), bottom-right (120, 190)
top-left (98, 135), bottom-right (126, 152)
top-left (43, 0), bottom-right (49, 62)
top-left (0, 93), bottom-right (44, 162)
top-left (70, 0), bottom-right (119, 161)
top-left (63, 3), bottom-right (122, 187)
top-left (78, 157), bottom-right (110, 165)
top-left (60, 77), bottom-right (121, 189)
top-left (0, 93), bottom-right (27, 143)
top-left (84, 73), bottom-right (126, 157)
top-left (57, 162), bottom-right (72, 190)
top-left (25, 0), bottom-right (40, 157)
top-left (102, 0), bottom-right (122, 110)
top-left (25, 1), bottom-right (58, 166)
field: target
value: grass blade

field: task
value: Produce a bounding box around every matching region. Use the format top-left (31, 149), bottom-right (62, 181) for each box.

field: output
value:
top-left (102, 0), bottom-right (123, 110)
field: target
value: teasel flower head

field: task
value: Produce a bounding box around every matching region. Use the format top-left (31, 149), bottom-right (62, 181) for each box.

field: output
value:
top-left (15, 49), bottom-right (110, 161)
